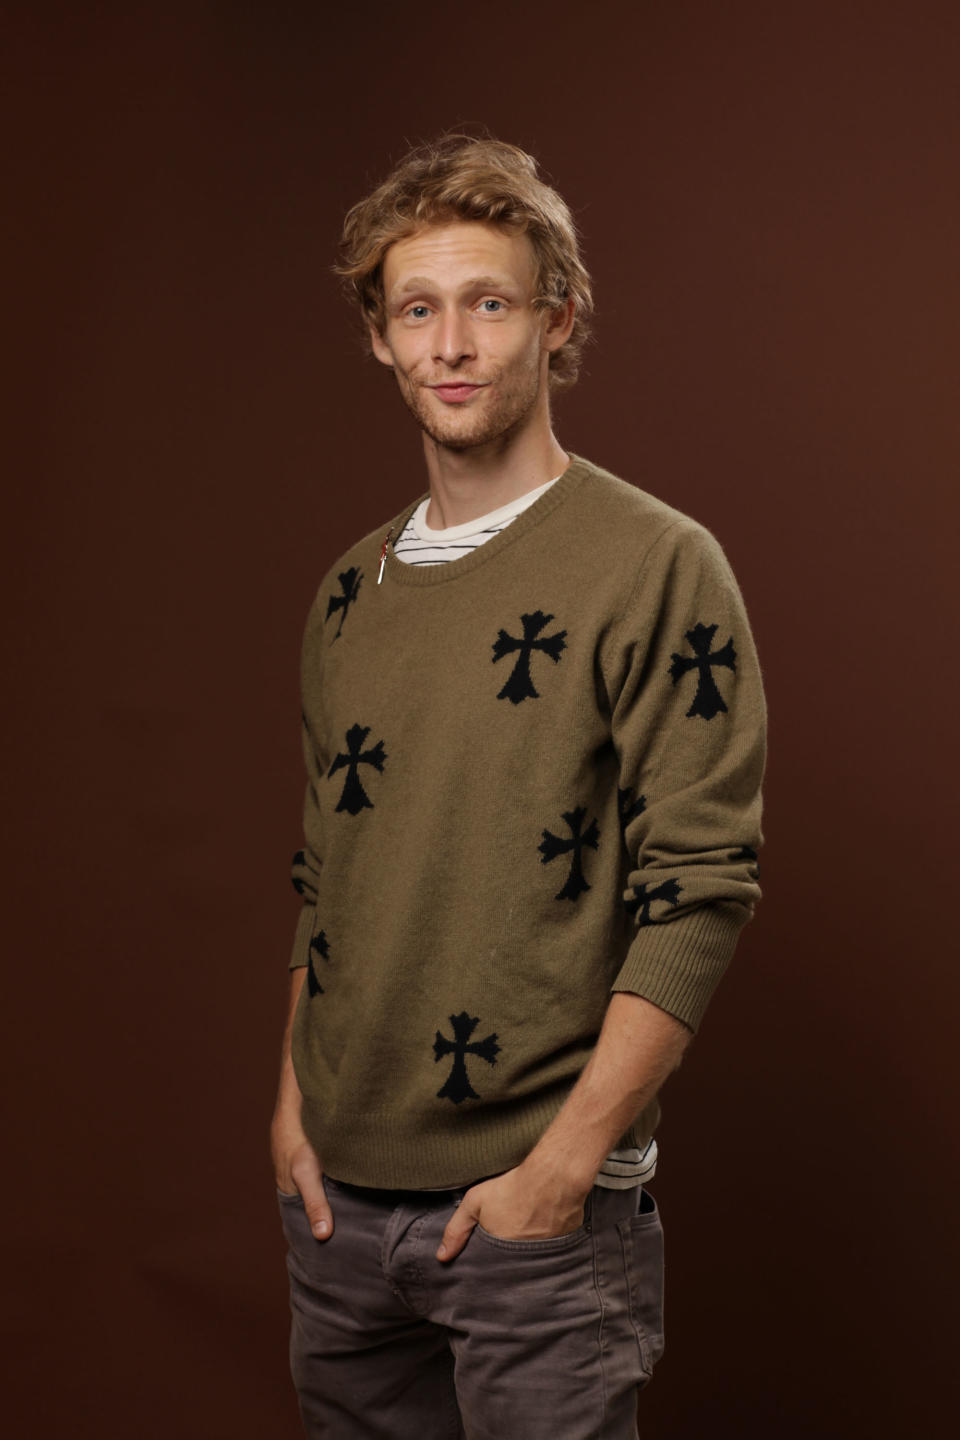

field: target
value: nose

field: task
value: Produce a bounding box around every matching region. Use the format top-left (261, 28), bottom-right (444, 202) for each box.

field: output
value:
top-left (433, 307), bottom-right (476, 367)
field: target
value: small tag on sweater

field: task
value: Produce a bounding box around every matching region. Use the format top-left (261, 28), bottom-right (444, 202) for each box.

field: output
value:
top-left (377, 529), bottom-right (394, 585)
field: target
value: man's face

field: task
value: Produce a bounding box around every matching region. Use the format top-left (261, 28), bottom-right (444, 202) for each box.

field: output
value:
top-left (369, 221), bottom-right (567, 452)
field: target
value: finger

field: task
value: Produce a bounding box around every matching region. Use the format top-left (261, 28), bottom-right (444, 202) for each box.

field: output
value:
top-left (437, 1198), bottom-right (478, 1262)
top-left (298, 1170), bottom-right (334, 1241)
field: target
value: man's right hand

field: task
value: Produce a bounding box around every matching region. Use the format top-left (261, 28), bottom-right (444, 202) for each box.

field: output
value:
top-left (272, 967), bottom-right (334, 1241)
top-left (273, 1124), bottom-right (334, 1241)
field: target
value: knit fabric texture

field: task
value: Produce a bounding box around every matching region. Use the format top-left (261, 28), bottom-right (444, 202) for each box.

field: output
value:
top-left (289, 452), bottom-right (766, 1189)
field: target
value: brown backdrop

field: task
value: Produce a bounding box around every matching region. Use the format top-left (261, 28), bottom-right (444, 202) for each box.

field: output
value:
top-left (3, 1), bottom-right (957, 1434)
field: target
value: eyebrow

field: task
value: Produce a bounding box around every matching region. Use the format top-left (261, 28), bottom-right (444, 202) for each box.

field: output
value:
top-left (389, 274), bottom-right (518, 302)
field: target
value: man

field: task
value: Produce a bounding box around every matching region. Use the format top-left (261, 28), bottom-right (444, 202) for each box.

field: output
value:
top-left (271, 133), bottom-right (766, 1439)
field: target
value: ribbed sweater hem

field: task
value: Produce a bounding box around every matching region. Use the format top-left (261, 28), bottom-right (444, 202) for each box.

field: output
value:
top-left (301, 1093), bottom-right (659, 1191)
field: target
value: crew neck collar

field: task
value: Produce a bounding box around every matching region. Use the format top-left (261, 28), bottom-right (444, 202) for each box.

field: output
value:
top-left (412, 473), bottom-right (563, 542)
top-left (382, 453), bottom-right (592, 588)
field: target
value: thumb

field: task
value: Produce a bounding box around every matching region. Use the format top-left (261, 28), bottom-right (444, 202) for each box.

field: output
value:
top-left (297, 1166), bottom-right (334, 1242)
top-left (437, 1193), bottom-right (479, 1262)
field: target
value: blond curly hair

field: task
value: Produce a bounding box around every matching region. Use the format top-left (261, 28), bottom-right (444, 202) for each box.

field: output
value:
top-left (333, 132), bottom-right (594, 391)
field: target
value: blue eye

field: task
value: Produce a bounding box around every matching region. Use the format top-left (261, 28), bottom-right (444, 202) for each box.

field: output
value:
top-left (407, 305), bottom-right (429, 319)
top-left (481, 299), bottom-right (503, 312)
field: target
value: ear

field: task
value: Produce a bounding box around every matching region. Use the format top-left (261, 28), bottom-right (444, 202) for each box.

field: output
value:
top-left (369, 322), bottom-right (394, 368)
top-left (542, 298), bottom-right (576, 354)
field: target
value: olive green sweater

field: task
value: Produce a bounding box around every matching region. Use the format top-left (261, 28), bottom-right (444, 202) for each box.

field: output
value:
top-left (288, 453), bottom-right (766, 1189)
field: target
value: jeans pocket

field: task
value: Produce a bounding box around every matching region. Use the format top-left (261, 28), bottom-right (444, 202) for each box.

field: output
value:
top-left (474, 1221), bottom-right (591, 1252)
top-left (277, 1173), bottom-right (343, 1203)
top-left (474, 1188), bottom-right (594, 1251)
top-left (617, 1189), bottom-right (665, 1376)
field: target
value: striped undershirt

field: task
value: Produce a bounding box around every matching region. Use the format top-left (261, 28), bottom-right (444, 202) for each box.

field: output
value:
top-left (392, 472), bottom-right (658, 1193)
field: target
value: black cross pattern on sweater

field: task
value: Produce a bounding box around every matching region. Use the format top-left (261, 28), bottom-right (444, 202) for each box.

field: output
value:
top-left (618, 787), bottom-right (647, 834)
top-left (625, 878), bottom-right (682, 926)
top-left (290, 850), bottom-right (311, 896)
top-left (731, 843), bottom-right (760, 878)
top-left (491, 610), bottom-right (567, 704)
top-left (539, 806), bottom-right (600, 901)
top-left (325, 567), bottom-right (363, 640)
top-left (307, 929), bottom-right (329, 997)
top-left (668, 622), bottom-right (737, 720)
top-left (434, 1011), bottom-right (500, 1104)
top-left (327, 723), bottom-right (387, 814)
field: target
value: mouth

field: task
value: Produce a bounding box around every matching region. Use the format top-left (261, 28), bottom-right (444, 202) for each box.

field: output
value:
top-left (428, 383), bottom-right (487, 404)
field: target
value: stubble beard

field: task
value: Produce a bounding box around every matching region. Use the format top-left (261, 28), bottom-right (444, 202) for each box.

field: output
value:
top-left (391, 347), bottom-right (545, 453)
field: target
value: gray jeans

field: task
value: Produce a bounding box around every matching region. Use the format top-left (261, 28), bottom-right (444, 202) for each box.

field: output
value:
top-left (278, 1173), bottom-right (665, 1439)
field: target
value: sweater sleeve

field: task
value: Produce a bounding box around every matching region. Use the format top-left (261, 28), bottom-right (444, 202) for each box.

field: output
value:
top-left (288, 598), bottom-right (329, 970)
top-left (603, 517), bottom-right (767, 1031)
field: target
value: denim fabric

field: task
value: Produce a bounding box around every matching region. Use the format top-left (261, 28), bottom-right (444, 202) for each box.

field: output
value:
top-left (278, 1175), bottom-right (664, 1439)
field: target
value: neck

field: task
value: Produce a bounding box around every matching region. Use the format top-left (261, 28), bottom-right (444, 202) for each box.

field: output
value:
top-left (420, 416), bottom-right (569, 530)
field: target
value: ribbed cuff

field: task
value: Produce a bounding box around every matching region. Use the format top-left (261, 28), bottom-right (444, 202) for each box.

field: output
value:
top-left (288, 904), bottom-right (315, 971)
top-left (611, 901), bottom-right (750, 1032)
